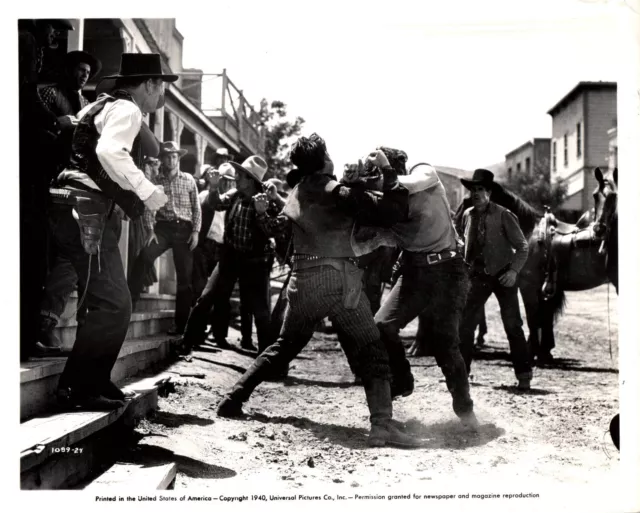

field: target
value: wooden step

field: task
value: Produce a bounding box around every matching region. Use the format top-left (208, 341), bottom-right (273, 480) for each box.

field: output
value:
top-left (20, 374), bottom-right (172, 490)
top-left (21, 335), bottom-right (177, 421)
top-left (55, 310), bottom-right (175, 350)
top-left (85, 462), bottom-right (177, 490)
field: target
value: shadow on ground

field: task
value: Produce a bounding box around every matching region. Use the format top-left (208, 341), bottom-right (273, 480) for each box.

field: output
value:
top-left (192, 356), bottom-right (247, 374)
top-left (121, 443), bottom-right (237, 480)
top-left (150, 410), bottom-right (215, 428)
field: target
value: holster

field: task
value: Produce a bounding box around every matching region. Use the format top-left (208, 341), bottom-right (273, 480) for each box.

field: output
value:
top-left (72, 197), bottom-right (111, 256)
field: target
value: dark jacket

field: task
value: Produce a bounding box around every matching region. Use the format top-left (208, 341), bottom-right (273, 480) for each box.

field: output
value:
top-left (283, 168), bottom-right (409, 258)
top-left (461, 202), bottom-right (529, 275)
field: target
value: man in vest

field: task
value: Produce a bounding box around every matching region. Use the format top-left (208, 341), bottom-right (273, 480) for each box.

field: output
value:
top-left (458, 169), bottom-right (531, 390)
top-left (49, 53), bottom-right (173, 410)
top-left (216, 134), bottom-right (424, 448)
top-left (373, 162), bottom-right (479, 427)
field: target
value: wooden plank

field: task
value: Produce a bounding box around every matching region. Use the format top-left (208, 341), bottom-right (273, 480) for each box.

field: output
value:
top-left (21, 375), bottom-right (171, 473)
top-left (85, 462), bottom-right (177, 490)
top-left (20, 337), bottom-right (171, 384)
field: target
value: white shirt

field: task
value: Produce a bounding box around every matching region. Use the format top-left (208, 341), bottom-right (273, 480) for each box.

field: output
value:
top-left (59, 98), bottom-right (157, 201)
top-left (198, 190), bottom-right (225, 243)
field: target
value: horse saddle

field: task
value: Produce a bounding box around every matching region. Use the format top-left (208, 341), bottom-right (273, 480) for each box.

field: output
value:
top-left (540, 211), bottom-right (598, 299)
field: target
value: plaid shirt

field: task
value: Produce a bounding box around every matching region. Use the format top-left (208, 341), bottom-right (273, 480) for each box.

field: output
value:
top-left (215, 190), bottom-right (289, 254)
top-left (144, 168), bottom-right (202, 233)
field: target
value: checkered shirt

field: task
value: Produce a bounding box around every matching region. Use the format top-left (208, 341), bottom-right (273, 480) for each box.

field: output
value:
top-left (144, 169), bottom-right (202, 233)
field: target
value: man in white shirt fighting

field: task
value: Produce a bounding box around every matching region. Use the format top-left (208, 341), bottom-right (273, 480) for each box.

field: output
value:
top-left (50, 53), bottom-right (174, 410)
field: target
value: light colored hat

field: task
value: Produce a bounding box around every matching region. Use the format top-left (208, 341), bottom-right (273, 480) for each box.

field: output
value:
top-left (230, 155), bottom-right (268, 183)
top-left (216, 148), bottom-right (230, 157)
top-left (218, 162), bottom-right (236, 180)
top-left (159, 141), bottom-right (187, 158)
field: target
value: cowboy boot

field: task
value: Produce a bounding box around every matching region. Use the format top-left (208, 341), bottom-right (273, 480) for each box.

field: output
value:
top-left (34, 314), bottom-right (64, 356)
top-left (364, 378), bottom-right (424, 448)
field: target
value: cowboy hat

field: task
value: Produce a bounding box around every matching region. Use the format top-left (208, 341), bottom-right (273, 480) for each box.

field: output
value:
top-left (65, 50), bottom-right (102, 79)
top-left (230, 156), bottom-right (268, 184)
top-left (460, 169), bottom-right (496, 190)
top-left (216, 148), bottom-right (230, 157)
top-left (159, 141), bottom-right (187, 158)
top-left (35, 19), bottom-right (75, 31)
top-left (218, 163), bottom-right (237, 180)
top-left (96, 53), bottom-right (178, 95)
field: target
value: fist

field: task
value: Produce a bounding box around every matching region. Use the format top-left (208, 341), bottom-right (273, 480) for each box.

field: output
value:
top-left (144, 186), bottom-right (168, 212)
top-left (366, 149), bottom-right (390, 169)
top-left (253, 193), bottom-right (268, 214)
top-left (498, 269), bottom-right (518, 288)
top-left (265, 182), bottom-right (278, 200)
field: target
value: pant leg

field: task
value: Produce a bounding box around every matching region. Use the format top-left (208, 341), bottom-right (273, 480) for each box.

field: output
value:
top-left (239, 258), bottom-right (273, 350)
top-left (374, 267), bottom-right (437, 381)
top-left (493, 281), bottom-right (532, 378)
top-left (169, 224), bottom-right (195, 333)
top-left (53, 207), bottom-right (131, 393)
top-left (183, 246), bottom-right (239, 348)
top-left (328, 284), bottom-right (390, 383)
top-left (225, 266), bottom-right (336, 403)
top-left (458, 273), bottom-right (494, 374)
top-left (424, 259), bottom-right (474, 416)
top-left (127, 225), bottom-right (171, 304)
top-left (191, 246), bottom-right (208, 303)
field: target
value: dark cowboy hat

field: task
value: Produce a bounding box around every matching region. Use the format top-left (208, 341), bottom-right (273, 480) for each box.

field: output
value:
top-left (460, 168), bottom-right (496, 190)
top-left (96, 53), bottom-right (178, 95)
top-left (65, 50), bottom-right (102, 78)
top-left (159, 141), bottom-right (187, 158)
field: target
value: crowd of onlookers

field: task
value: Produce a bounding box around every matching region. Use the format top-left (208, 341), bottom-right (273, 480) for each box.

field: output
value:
top-left (18, 19), bottom-right (288, 364)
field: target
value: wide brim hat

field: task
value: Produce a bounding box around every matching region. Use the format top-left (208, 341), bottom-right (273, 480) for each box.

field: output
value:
top-left (218, 163), bottom-right (237, 180)
top-left (96, 53), bottom-right (178, 95)
top-left (460, 168), bottom-right (496, 190)
top-left (65, 50), bottom-right (102, 79)
top-left (230, 156), bottom-right (268, 184)
top-left (216, 148), bottom-right (230, 157)
top-left (159, 141), bottom-right (187, 158)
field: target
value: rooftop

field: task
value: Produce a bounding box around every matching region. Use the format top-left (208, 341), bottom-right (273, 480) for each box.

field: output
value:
top-left (547, 81), bottom-right (617, 117)
top-left (505, 138), bottom-right (551, 159)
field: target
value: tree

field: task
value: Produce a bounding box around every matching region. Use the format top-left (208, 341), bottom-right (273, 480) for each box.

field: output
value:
top-left (258, 99), bottom-right (305, 181)
top-left (505, 160), bottom-right (567, 213)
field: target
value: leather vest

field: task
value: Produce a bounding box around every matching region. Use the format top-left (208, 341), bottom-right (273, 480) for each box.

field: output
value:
top-left (64, 91), bottom-right (145, 219)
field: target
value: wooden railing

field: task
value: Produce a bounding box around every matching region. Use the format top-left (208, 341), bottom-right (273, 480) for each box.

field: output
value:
top-left (189, 69), bottom-right (265, 156)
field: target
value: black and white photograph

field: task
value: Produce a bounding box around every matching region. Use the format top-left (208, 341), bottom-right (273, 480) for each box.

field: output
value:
top-left (9, 0), bottom-right (640, 511)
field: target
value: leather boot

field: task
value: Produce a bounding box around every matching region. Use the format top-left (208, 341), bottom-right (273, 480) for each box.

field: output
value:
top-left (38, 315), bottom-right (62, 349)
top-left (364, 378), bottom-right (424, 448)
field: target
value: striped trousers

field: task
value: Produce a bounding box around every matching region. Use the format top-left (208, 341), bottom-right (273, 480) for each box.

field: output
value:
top-left (226, 264), bottom-right (390, 403)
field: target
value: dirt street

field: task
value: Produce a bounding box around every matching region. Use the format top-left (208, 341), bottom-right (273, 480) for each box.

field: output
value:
top-left (128, 284), bottom-right (621, 507)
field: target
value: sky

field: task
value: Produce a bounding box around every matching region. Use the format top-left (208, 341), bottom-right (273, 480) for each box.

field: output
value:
top-left (176, 0), bottom-right (621, 172)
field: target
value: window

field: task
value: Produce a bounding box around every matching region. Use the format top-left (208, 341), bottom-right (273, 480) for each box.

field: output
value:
top-left (563, 133), bottom-right (568, 166)
top-left (552, 141), bottom-right (557, 172)
top-left (576, 122), bottom-right (582, 158)
top-left (525, 157), bottom-right (531, 174)
top-left (516, 162), bottom-right (521, 173)
top-left (508, 167), bottom-right (513, 181)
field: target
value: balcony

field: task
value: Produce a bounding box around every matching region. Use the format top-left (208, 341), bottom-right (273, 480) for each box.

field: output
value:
top-left (180, 69), bottom-right (265, 158)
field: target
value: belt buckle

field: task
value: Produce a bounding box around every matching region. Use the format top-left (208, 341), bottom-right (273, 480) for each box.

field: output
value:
top-left (427, 253), bottom-right (440, 265)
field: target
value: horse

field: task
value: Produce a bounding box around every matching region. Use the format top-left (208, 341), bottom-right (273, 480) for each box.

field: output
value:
top-left (429, 168), bottom-right (615, 362)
